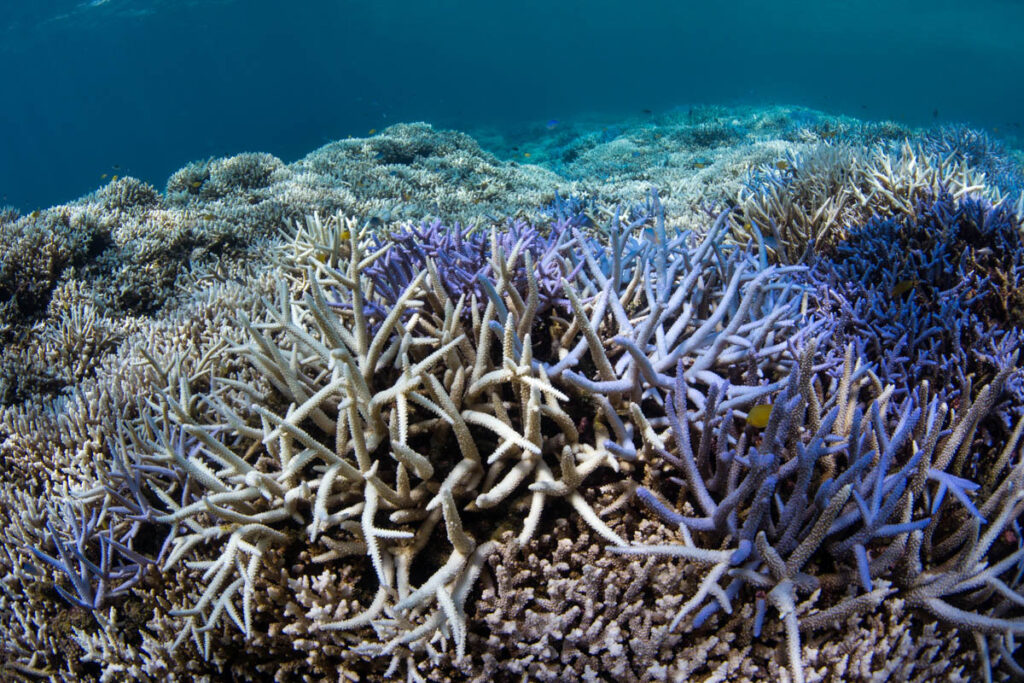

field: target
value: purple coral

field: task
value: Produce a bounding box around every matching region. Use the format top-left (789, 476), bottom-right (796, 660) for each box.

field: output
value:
top-left (363, 216), bottom-right (587, 315)
top-left (805, 191), bottom-right (1024, 425)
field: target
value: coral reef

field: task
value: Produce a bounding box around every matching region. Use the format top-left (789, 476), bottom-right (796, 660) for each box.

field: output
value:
top-left (805, 191), bottom-right (1024, 424)
top-left (728, 140), bottom-right (1001, 262)
top-left (2, 106), bottom-right (1024, 682)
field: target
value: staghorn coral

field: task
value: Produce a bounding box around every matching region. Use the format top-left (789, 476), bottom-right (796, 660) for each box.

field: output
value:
top-left (729, 138), bottom-right (1004, 263)
top-left (165, 159), bottom-right (212, 198)
top-left (0, 263), bottom-right (278, 679)
top-left (804, 191), bottom-right (1024, 427)
top-left (360, 213), bottom-right (596, 316)
top-left (456, 515), bottom-right (978, 682)
top-left (919, 125), bottom-right (1024, 201)
top-left (205, 152), bottom-right (285, 195)
top-left (4, 111), bottom-right (1024, 681)
top-left (728, 143), bottom-right (867, 261)
top-left (97, 177), bottom-right (162, 214)
top-left (108, 213), bottom-right (627, 671)
top-left (12, 193), bottom-right (803, 678)
top-left (614, 340), bottom-right (1024, 683)
top-left (0, 205), bottom-right (106, 330)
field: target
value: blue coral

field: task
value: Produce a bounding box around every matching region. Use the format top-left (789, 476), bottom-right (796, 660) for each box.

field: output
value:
top-left (805, 191), bottom-right (1024, 423)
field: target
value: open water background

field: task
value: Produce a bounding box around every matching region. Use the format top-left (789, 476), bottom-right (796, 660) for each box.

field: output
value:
top-left (2, 0), bottom-right (1022, 211)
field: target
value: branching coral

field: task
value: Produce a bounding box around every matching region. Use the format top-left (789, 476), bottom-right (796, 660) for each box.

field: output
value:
top-left (361, 214), bottom-right (586, 315)
top-left (919, 125), bottom-right (1024, 202)
top-left (805, 191), bottom-right (1024, 426)
top-left (729, 139), bottom-right (1003, 263)
top-left (58, 191), bottom-right (804, 676)
top-left (612, 341), bottom-right (1024, 683)
top-left (6, 113), bottom-right (1022, 680)
top-left (125, 213), bottom-right (626, 668)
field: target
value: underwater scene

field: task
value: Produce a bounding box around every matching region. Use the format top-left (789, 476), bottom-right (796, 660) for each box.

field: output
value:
top-left (2, 1), bottom-right (1024, 681)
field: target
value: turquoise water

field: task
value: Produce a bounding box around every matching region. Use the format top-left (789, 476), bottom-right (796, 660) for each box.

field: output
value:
top-left (2, 0), bottom-right (1023, 210)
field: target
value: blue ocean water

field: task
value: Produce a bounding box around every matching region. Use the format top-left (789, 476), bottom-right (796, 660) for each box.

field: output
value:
top-left (2, 0), bottom-right (1023, 211)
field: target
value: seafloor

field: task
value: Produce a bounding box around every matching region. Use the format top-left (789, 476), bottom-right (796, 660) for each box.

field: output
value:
top-left (2, 105), bottom-right (1024, 682)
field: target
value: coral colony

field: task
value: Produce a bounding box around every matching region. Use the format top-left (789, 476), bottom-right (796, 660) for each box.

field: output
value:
top-left (2, 108), bottom-right (1024, 681)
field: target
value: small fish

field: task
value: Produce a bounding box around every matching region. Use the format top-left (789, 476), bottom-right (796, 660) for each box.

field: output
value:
top-left (891, 279), bottom-right (917, 297)
top-left (545, 119), bottom-right (559, 130)
top-left (775, 160), bottom-right (789, 171)
top-left (339, 230), bottom-right (351, 240)
top-left (523, 152), bottom-right (531, 158)
top-left (201, 213), bottom-right (215, 220)
top-left (694, 162), bottom-right (706, 169)
top-left (642, 109), bottom-right (652, 115)
top-left (100, 173), bottom-right (108, 179)
top-left (111, 175), bottom-right (119, 182)
top-left (30, 210), bottom-right (40, 219)
top-left (576, 415), bottom-right (591, 437)
top-left (368, 128), bottom-right (377, 135)
top-left (112, 164), bottom-right (121, 170)
top-left (932, 108), bottom-right (939, 119)
top-left (746, 404), bottom-right (773, 429)
top-left (191, 181), bottom-right (202, 188)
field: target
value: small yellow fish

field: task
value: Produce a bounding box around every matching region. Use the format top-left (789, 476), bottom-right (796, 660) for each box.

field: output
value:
top-left (100, 173), bottom-right (108, 179)
top-left (744, 220), bottom-right (753, 232)
top-left (694, 162), bottom-right (706, 169)
top-left (891, 279), bottom-right (917, 297)
top-left (368, 128), bottom-right (377, 135)
top-left (112, 175), bottom-right (119, 182)
top-left (776, 160), bottom-right (789, 171)
top-left (201, 213), bottom-right (215, 220)
top-left (30, 210), bottom-right (40, 219)
top-left (524, 152), bottom-right (531, 158)
top-left (191, 181), bottom-right (202, 188)
top-left (339, 230), bottom-right (351, 240)
top-left (642, 227), bottom-right (661, 244)
top-left (746, 404), bottom-right (773, 429)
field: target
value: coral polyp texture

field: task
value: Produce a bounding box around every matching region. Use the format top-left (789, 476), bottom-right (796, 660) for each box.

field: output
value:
top-left (2, 106), bottom-right (1024, 682)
